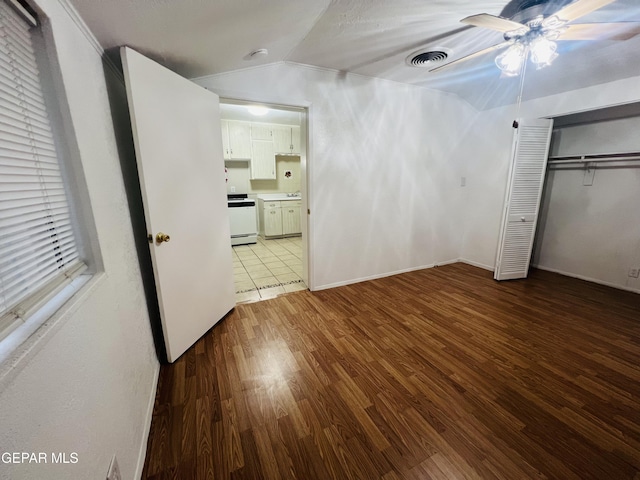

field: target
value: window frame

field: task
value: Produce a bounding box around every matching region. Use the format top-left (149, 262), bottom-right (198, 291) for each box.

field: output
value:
top-left (0, 0), bottom-right (101, 369)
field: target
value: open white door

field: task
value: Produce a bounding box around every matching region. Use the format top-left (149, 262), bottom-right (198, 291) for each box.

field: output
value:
top-left (495, 117), bottom-right (554, 281)
top-left (121, 47), bottom-right (235, 362)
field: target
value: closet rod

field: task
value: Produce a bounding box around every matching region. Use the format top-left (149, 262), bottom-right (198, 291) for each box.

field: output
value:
top-left (548, 152), bottom-right (640, 165)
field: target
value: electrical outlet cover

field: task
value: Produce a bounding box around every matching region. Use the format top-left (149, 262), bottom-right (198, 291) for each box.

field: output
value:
top-left (106, 455), bottom-right (121, 480)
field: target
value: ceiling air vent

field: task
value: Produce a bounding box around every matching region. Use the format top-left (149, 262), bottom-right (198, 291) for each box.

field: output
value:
top-left (407, 49), bottom-right (450, 68)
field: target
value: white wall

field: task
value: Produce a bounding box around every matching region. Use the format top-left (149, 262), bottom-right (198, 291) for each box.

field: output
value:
top-left (458, 74), bottom-right (640, 282)
top-left (532, 116), bottom-right (640, 292)
top-left (456, 107), bottom-right (518, 270)
top-left (0, 1), bottom-right (159, 479)
top-left (194, 63), bottom-right (474, 289)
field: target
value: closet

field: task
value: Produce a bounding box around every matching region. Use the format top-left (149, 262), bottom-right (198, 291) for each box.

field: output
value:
top-left (531, 104), bottom-right (640, 292)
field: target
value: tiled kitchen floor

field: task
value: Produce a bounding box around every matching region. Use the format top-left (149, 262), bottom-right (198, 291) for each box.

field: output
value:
top-left (232, 236), bottom-right (307, 303)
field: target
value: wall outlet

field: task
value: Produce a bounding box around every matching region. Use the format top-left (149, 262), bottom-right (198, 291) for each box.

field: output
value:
top-left (106, 455), bottom-right (121, 480)
top-left (628, 268), bottom-right (640, 278)
top-left (230, 186), bottom-right (236, 193)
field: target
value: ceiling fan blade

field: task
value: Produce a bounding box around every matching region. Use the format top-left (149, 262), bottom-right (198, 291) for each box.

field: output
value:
top-left (558, 22), bottom-right (640, 41)
top-left (545, 0), bottom-right (617, 24)
top-left (461, 14), bottom-right (528, 33)
top-left (429, 42), bottom-right (511, 73)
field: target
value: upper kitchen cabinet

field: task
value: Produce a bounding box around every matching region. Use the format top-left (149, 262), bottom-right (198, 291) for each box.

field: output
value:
top-left (291, 126), bottom-right (301, 155)
top-left (251, 140), bottom-right (276, 179)
top-left (272, 125), bottom-right (301, 155)
top-left (273, 125), bottom-right (291, 153)
top-left (221, 120), bottom-right (251, 159)
top-left (251, 124), bottom-right (273, 141)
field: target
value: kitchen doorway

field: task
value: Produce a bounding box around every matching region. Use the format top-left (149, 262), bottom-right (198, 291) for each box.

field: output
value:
top-left (220, 100), bottom-right (310, 303)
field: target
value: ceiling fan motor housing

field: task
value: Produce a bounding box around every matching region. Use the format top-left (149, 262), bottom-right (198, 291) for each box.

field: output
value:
top-left (501, 0), bottom-right (574, 23)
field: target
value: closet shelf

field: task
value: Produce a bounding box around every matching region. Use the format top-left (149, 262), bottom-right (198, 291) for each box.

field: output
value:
top-left (548, 151), bottom-right (640, 165)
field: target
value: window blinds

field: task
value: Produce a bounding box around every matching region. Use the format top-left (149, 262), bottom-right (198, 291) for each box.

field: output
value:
top-left (0, 0), bottom-right (84, 332)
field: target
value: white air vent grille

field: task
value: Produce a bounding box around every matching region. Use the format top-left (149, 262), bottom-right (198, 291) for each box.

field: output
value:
top-left (407, 49), bottom-right (450, 67)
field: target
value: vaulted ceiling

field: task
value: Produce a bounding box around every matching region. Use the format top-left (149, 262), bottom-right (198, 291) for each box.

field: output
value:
top-left (69, 0), bottom-right (640, 109)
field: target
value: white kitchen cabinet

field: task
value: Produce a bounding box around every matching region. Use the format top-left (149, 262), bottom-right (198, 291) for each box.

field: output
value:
top-left (272, 125), bottom-right (300, 155)
top-left (220, 120), bottom-right (251, 159)
top-left (291, 125), bottom-right (301, 155)
top-left (272, 125), bottom-right (301, 155)
top-left (251, 124), bottom-right (273, 141)
top-left (258, 199), bottom-right (302, 237)
top-left (263, 204), bottom-right (283, 237)
top-left (272, 125), bottom-right (292, 153)
top-left (251, 140), bottom-right (276, 179)
top-left (282, 204), bottom-right (301, 235)
top-left (220, 119), bottom-right (231, 159)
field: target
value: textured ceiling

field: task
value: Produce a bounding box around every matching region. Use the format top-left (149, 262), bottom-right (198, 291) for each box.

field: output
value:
top-left (69, 0), bottom-right (640, 109)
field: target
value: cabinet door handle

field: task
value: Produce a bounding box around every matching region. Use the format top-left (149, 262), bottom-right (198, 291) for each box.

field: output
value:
top-left (270, 211), bottom-right (276, 214)
top-left (289, 210), bottom-right (294, 213)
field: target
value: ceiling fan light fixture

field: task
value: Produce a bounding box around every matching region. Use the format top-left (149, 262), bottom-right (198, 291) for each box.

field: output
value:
top-left (530, 36), bottom-right (558, 68)
top-left (495, 43), bottom-right (526, 76)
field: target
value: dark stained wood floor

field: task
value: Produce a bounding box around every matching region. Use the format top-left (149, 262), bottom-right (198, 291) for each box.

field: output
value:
top-left (141, 263), bottom-right (640, 479)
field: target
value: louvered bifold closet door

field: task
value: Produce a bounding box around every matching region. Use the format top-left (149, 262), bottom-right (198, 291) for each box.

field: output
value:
top-left (0, 0), bottom-right (84, 335)
top-left (494, 118), bottom-right (553, 281)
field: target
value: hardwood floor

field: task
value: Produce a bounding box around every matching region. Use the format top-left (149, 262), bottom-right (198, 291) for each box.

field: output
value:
top-left (141, 263), bottom-right (640, 479)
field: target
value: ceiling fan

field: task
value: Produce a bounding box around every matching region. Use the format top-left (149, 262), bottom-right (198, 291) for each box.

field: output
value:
top-left (430, 0), bottom-right (640, 76)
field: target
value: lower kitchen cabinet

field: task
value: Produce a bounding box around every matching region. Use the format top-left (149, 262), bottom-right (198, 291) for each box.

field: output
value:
top-left (282, 204), bottom-right (301, 235)
top-left (258, 199), bottom-right (302, 237)
top-left (263, 205), bottom-right (283, 237)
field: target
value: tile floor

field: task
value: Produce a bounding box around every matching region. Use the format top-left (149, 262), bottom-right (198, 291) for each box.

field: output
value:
top-left (232, 236), bottom-right (307, 303)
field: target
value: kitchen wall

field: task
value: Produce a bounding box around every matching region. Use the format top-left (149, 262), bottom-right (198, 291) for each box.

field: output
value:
top-left (532, 115), bottom-right (640, 292)
top-left (194, 62), bottom-right (473, 290)
top-left (457, 74), bottom-right (640, 291)
top-left (226, 155), bottom-right (301, 195)
top-left (0, 1), bottom-right (159, 479)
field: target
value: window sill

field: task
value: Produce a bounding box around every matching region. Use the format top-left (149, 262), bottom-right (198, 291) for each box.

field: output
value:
top-left (0, 272), bottom-right (105, 391)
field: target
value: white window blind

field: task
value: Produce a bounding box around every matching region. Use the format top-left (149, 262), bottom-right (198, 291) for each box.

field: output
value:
top-left (0, 0), bottom-right (84, 339)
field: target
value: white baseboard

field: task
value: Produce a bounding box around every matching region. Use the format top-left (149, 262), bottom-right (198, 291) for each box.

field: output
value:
top-left (458, 258), bottom-right (495, 272)
top-left (313, 263), bottom-right (439, 291)
top-left (532, 265), bottom-right (640, 294)
top-left (135, 363), bottom-right (160, 479)
top-left (312, 258), bottom-right (497, 292)
top-left (434, 258), bottom-right (460, 267)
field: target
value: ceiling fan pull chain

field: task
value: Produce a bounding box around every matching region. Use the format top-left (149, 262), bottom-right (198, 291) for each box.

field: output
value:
top-left (513, 48), bottom-right (529, 128)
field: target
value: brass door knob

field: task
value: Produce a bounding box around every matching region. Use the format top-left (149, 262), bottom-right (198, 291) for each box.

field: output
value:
top-left (156, 232), bottom-right (171, 244)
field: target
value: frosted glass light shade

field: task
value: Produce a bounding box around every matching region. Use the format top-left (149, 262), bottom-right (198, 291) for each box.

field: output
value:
top-left (495, 43), bottom-right (525, 77)
top-left (530, 37), bottom-right (558, 68)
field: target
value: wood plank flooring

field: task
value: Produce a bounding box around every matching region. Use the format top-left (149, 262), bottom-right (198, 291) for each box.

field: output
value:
top-left (141, 263), bottom-right (640, 479)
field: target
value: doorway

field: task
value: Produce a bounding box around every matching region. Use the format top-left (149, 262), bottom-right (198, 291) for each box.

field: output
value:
top-left (219, 100), bottom-right (310, 302)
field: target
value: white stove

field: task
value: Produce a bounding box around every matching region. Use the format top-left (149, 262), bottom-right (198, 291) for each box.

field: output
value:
top-left (227, 194), bottom-right (257, 246)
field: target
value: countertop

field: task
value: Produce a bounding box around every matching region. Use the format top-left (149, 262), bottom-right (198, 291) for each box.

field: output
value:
top-left (257, 194), bottom-right (302, 202)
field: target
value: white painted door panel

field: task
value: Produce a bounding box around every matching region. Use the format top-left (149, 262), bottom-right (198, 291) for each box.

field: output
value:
top-left (121, 47), bottom-right (235, 362)
top-left (495, 118), bottom-right (554, 281)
